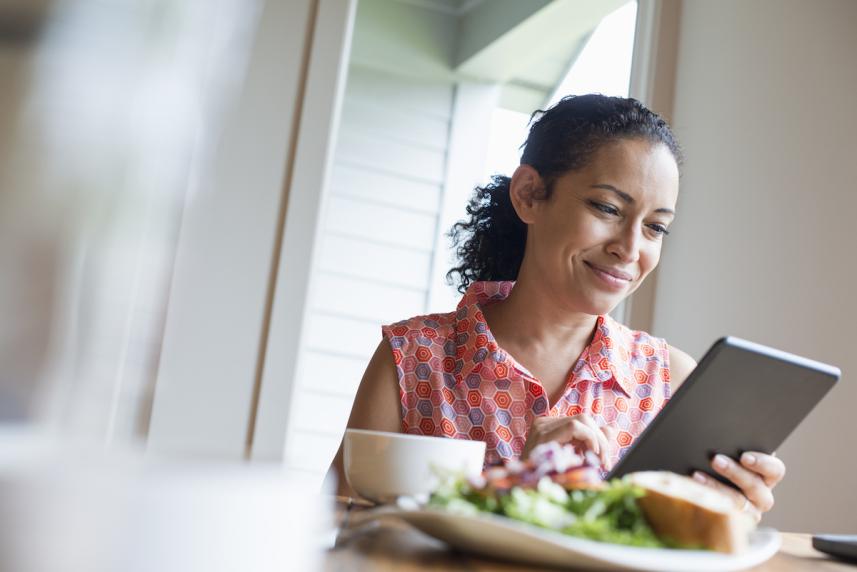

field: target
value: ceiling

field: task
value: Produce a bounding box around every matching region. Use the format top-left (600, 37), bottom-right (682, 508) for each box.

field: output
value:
top-left (396, 0), bottom-right (487, 16)
top-left (363, 0), bottom-right (633, 112)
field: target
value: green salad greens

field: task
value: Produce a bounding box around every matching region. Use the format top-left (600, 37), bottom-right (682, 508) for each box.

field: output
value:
top-left (429, 474), bottom-right (667, 548)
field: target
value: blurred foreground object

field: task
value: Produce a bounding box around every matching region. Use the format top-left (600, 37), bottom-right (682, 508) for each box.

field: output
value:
top-left (0, 0), bottom-right (258, 442)
top-left (0, 428), bottom-right (328, 572)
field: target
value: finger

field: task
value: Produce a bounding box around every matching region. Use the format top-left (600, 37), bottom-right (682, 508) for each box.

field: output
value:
top-left (692, 471), bottom-right (762, 523)
top-left (527, 415), bottom-right (578, 442)
top-left (601, 425), bottom-right (619, 467)
top-left (602, 424), bottom-right (619, 440)
top-left (522, 417), bottom-right (569, 457)
top-left (740, 452), bottom-right (786, 488)
top-left (711, 454), bottom-right (775, 513)
top-left (577, 416), bottom-right (612, 468)
top-left (544, 419), bottom-right (600, 456)
top-left (523, 416), bottom-right (597, 458)
top-left (691, 471), bottom-right (746, 507)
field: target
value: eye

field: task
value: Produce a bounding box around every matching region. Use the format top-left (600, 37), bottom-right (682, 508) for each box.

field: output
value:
top-left (588, 201), bottom-right (620, 216)
top-left (646, 223), bottom-right (671, 237)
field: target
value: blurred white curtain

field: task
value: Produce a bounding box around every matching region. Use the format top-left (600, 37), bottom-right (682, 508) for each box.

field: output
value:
top-left (0, 0), bottom-right (260, 444)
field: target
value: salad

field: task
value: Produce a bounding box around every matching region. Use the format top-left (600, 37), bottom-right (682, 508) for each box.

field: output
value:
top-left (428, 442), bottom-right (701, 549)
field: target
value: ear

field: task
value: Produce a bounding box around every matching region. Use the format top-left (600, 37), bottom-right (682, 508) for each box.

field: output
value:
top-left (509, 164), bottom-right (545, 224)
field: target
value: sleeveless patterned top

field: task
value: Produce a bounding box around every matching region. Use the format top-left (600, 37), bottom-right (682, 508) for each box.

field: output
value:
top-left (381, 281), bottom-right (672, 467)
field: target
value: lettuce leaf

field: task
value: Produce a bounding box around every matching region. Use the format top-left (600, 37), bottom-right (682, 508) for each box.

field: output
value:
top-left (429, 476), bottom-right (669, 548)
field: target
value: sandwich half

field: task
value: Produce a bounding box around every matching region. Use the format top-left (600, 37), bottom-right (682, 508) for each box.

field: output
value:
top-left (627, 471), bottom-right (756, 553)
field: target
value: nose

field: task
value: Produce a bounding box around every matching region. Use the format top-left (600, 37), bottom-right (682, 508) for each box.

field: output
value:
top-left (606, 222), bottom-right (641, 264)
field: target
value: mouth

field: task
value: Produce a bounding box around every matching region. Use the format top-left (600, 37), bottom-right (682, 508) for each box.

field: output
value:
top-left (584, 261), bottom-right (634, 291)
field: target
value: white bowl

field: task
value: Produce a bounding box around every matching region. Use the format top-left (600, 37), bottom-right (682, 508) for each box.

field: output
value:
top-left (343, 429), bottom-right (486, 503)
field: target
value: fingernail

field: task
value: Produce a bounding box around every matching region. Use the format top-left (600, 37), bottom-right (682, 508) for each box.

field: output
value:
top-left (693, 471), bottom-right (707, 484)
top-left (713, 454), bottom-right (729, 469)
top-left (742, 453), bottom-right (757, 466)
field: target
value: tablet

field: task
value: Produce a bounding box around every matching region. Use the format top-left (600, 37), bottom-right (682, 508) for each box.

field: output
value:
top-left (607, 336), bottom-right (839, 486)
top-left (812, 535), bottom-right (857, 563)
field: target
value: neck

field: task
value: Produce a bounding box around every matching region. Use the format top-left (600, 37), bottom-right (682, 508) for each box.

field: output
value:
top-left (481, 271), bottom-right (600, 354)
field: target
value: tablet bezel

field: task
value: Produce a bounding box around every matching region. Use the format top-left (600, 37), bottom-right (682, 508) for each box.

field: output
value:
top-left (606, 336), bottom-right (840, 485)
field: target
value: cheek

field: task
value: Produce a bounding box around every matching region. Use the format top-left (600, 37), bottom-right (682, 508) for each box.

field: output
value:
top-left (638, 243), bottom-right (663, 277)
top-left (536, 218), bottom-right (596, 259)
top-left (563, 215), bottom-right (609, 248)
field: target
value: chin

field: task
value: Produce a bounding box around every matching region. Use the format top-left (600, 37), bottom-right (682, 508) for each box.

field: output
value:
top-left (580, 293), bottom-right (626, 317)
top-left (556, 275), bottom-right (630, 315)
top-left (572, 299), bottom-right (617, 317)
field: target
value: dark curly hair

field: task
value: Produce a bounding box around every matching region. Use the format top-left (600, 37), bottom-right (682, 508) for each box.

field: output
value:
top-left (447, 94), bottom-right (682, 293)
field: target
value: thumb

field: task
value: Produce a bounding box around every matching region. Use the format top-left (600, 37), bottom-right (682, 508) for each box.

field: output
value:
top-left (601, 424), bottom-right (619, 440)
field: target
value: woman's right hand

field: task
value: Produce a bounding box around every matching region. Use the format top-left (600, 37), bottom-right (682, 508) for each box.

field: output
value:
top-left (521, 414), bottom-right (617, 469)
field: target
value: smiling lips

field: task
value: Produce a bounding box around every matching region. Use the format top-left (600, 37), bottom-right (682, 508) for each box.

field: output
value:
top-left (584, 261), bottom-right (635, 291)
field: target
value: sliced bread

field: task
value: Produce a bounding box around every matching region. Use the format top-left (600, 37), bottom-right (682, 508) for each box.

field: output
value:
top-left (627, 471), bottom-right (756, 554)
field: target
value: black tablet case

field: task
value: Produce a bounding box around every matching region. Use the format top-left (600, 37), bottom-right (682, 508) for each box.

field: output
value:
top-left (607, 337), bottom-right (840, 486)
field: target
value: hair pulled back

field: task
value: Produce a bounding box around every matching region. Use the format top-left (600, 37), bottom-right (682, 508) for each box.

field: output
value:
top-left (447, 94), bottom-right (682, 293)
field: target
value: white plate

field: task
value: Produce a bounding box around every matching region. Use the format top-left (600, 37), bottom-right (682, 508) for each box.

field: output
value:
top-left (350, 506), bottom-right (781, 571)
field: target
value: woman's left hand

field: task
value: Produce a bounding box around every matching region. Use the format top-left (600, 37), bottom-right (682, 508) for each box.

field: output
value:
top-left (692, 452), bottom-right (786, 522)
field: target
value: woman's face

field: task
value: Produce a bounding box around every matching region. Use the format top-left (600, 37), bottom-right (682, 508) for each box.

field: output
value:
top-left (517, 138), bottom-right (680, 315)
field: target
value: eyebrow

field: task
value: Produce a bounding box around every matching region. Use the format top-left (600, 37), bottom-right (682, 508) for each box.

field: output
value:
top-left (590, 184), bottom-right (675, 215)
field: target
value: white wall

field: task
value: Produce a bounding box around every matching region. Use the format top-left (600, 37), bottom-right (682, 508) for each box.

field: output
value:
top-left (1, 2), bottom-right (257, 444)
top-left (270, 0), bottom-right (509, 480)
top-left (654, 0), bottom-right (857, 532)
top-left (147, 0), bottom-right (313, 459)
top-left (282, 63), bottom-right (455, 477)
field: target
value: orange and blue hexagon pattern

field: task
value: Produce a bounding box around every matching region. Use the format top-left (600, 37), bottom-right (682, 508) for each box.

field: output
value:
top-left (381, 281), bottom-right (672, 467)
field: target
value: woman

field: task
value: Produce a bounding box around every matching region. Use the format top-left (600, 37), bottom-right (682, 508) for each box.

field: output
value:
top-left (328, 94), bottom-right (784, 521)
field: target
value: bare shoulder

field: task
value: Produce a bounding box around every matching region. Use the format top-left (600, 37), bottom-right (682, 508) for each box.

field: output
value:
top-left (347, 339), bottom-right (402, 432)
top-left (668, 345), bottom-right (697, 391)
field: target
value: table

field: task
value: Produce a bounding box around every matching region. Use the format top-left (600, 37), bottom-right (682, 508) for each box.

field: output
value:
top-left (324, 503), bottom-right (854, 571)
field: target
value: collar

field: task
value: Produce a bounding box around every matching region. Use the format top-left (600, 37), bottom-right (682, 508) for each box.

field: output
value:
top-left (453, 281), bottom-right (634, 397)
top-left (583, 314), bottom-right (635, 397)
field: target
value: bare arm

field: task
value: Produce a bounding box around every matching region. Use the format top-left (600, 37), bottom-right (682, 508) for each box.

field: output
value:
top-left (668, 344), bottom-right (697, 392)
top-left (324, 339), bottom-right (401, 497)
